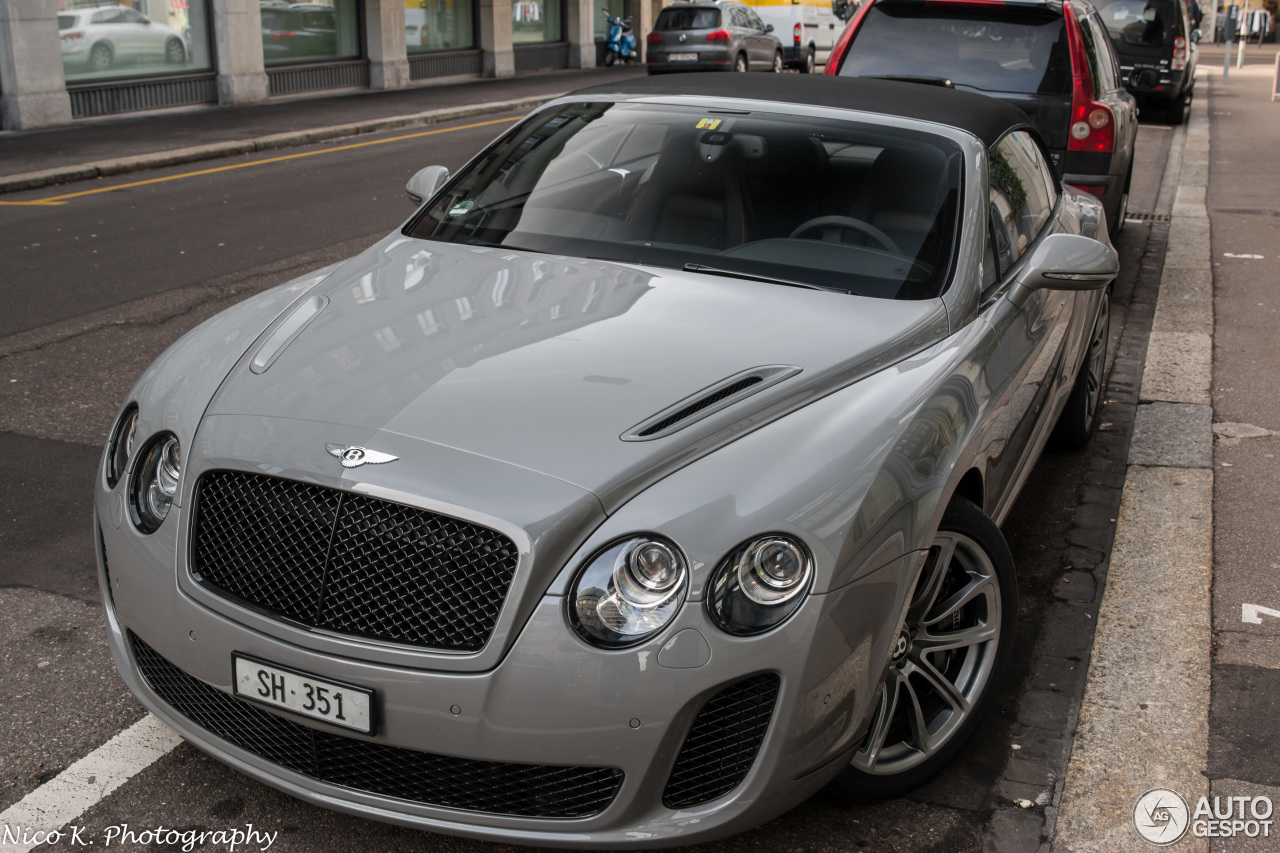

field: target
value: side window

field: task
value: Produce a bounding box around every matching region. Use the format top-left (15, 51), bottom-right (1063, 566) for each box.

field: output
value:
top-left (728, 6), bottom-right (749, 28)
top-left (988, 131), bottom-right (1056, 278)
top-left (747, 10), bottom-right (767, 30)
top-left (1085, 15), bottom-right (1121, 91)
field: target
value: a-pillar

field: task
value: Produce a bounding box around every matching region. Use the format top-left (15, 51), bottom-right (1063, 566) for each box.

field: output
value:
top-left (365, 0), bottom-right (410, 88)
top-left (0, 0), bottom-right (73, 129)
top-left (212, 0), bottom-right (269, 104)
top-left (566, 0), bottom-right (597, 68)
top-left (479, 0), bottom-right (515, 77)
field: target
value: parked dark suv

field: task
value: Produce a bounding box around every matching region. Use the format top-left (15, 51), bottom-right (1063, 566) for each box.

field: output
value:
top-left (646, 1), bottom-right (784, 74)
top-left (827, 0), bottom-right (1138, 234)
top-left (1092, 0), bottom-right (1198, 123)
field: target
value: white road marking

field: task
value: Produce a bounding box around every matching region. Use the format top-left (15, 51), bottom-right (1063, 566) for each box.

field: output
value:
top-left (1242, 603), bottom-right (1280, 625)
top-left (0, 714), bottom-right (181, 852)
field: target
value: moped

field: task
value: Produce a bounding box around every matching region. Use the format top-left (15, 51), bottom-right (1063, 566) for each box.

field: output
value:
top-left (602, 8), bottom-right (637, 65)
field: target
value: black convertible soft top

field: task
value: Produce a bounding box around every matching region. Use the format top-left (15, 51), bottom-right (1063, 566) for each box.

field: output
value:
top-left (565, 73), bottom-right (1035, 149)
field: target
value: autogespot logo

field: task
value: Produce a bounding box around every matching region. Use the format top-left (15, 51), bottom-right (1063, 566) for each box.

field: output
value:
top-left (1134, 789), bottom-right (1276, 843)
top-left (1134, 789), bottom-right (1190, 845)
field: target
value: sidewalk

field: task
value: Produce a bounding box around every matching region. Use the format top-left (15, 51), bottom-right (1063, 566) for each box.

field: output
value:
top-left (1053, 62), bottom-right (1280, 852)
top-left (0, 66), bottom-right (645, 195)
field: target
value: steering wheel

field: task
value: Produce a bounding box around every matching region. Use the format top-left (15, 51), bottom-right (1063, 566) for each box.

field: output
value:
top-left (789, 216), bottom-right (901, 255)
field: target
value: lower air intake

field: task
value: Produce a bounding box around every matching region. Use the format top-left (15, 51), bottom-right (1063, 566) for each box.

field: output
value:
top-left (130, 633), bottom-right (624, 818)
top-left (662, 673), bottom-right (780, 809)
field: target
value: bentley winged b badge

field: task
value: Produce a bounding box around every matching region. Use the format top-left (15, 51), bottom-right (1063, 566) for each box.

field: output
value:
top-left (326, 444), bottom-right (398, 469)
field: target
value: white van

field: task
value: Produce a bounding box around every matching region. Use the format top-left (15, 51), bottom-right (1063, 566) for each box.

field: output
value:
top-left (743, 0), bottom-right (852, 72)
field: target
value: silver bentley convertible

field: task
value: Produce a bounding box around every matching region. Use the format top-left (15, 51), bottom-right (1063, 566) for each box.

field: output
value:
top-left (95, 75), bottom-right (1117, 846)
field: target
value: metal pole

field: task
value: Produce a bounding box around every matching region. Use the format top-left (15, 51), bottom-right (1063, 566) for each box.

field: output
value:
top-left (1224, 21), bottom-right (1232, 80)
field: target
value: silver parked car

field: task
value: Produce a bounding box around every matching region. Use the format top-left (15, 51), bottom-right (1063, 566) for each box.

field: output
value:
top-left (96, 75), bottom-right (1116, 846)
top-left (59, 4), bottom-right (189, 72)
top-left (646, 1), bottom-right (784, 73)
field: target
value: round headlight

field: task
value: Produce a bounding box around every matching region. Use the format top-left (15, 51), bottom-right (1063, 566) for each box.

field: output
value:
top-left (569, 536), bottom-right (689, 648)
top-left (129, 434), bottom-right (182, 533)
top-left (709, 535), bottom-right (813, 635)
top-left (106, 406), bottom-right (139, 488)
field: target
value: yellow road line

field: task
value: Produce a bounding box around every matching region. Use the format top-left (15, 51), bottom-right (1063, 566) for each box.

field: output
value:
top-left (2, 115), bottom-right (520, 206)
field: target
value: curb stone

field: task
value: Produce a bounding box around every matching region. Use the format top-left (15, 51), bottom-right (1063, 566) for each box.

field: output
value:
top-left (1053, 73), bottom-right (1215, 853)
top-left (0, 95), bottom-right (556, 196)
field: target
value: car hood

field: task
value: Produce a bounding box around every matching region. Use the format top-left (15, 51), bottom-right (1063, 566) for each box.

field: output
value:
top-left (207, 234), bottom-right (950, 511)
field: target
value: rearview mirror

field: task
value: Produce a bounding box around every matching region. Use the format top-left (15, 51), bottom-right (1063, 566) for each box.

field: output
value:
top-left (1191, 28), bottom-right (1201, 42)
top-left (766, 23), bottom-right (774, 32)
top-left (1008, 233), bottom-right (1118, 308)
top-left (406, 165), bottom-right (449, 204)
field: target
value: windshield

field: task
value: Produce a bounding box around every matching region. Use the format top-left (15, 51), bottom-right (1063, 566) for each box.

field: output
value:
top-left (58, 13), bottom-right (78, 28)
top-left (840, 6), bottom-right (1071, 96)
top-left (405, 102), bottom-right (964, 300)
top-left (1093, 0), bottom-right (1175, 46)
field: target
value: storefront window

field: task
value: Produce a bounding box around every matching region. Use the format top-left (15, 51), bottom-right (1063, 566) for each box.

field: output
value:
top-left (593, 0), bottom-right (625, 40)
top-left (405, 0), bottom-right (474, 51)
top-left (59, 0), bottom-right (213, 83)
top-left (512, 0), bottom-right (562, 42)
top-left (260, 0), bottom-right (360, 65)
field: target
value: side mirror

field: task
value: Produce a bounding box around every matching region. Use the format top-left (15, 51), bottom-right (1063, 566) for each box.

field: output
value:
top-left (1191, 28), bottom-right (1201, 42)
top-left (1008, 233), bottom-right (1118, 308)
top-left (766, 23), bottom-right (774, 32)
top-left (405, 165), bottom-right (449, 204)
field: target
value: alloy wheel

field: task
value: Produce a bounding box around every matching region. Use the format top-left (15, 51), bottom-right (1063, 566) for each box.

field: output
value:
top-left (851, 530), bottom-right (1003, 776)
top-left (1082, 292), bottom-right (1110, 426)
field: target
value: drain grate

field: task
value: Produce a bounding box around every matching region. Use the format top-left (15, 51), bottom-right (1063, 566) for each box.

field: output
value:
top-left (1125, 212), bottom-right (1172, 222)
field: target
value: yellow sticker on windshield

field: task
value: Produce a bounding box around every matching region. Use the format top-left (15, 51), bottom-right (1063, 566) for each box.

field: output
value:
top-left (696, 118), bottom-right (723, 130)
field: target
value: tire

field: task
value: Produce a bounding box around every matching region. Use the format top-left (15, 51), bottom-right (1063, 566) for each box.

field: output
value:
top-left (604, 50), bottom-right (617, 67)
top-left (733, 53), bottom-right (748, 73)
top-left (1050, 288), bottom-right (1110, 450)
top-left (831, 495), bottom-right (1017, 800)
top-left (798, 45), bottom-right (815, 73)
top-left (1167, 92), bottom-right (1189, 125)
top-left (1108, 167), bottom-right (1131, 239)
top-left (165, 37), bottom-right (186, 65)
top-left (772, 50), bottom-right (784, 73)
top-left (89, 42), bottom-right (113, 72)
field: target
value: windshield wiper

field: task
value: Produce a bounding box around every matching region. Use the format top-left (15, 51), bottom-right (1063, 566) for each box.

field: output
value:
top-left (682, 263), bottom-right (846, 294)
top-left (868, 75), bottom-right (954, 89)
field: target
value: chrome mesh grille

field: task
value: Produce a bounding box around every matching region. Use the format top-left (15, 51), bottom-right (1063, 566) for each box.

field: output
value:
top-left (192, 470), bottom-right (518, 651)
top-left (662, 674), bottom-right (780, 809)
top-left (130, 633), bottom-right (624, 818)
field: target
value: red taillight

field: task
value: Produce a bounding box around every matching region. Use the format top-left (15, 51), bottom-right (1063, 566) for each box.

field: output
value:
top-left (1172, 35), bottom-right (1187, 70)
top-left (1067, 183), bottom-right (1108, 197)
top-left (793, 22), bottom-right (801, 44)
top-left (273, 31), bottom-right (296, 40)
top-left (825, 0), bottom-right (876, 74)
top-left (646, 31), bottom-right (662, 43)
top-left (61, 30), bottom-right (85, 41)
top-left (923, 0), bottom-right (1006, 5)
top-left (706, 29), bottom-right (731, 41)
top-left (1064, 1), bottom-right (1114, 153)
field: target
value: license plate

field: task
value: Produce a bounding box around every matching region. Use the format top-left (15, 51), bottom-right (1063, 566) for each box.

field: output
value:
top-left (669, 53), bottom-right (697, 62)
top-left (233, 655), bottom-right (373, 734)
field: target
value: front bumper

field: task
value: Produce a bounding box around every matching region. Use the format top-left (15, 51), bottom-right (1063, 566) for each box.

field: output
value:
top-left (96, 460), bottom-right (909, 846)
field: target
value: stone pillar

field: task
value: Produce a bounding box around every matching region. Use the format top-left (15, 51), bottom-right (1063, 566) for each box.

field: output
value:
top-left (566, 0), bottom-right (596, 67)
top-left (0, 0), bottom-right (73, 130)
top-left (211, 0), bottom-right (269, 104)
top-left (365, 0), bottom-right (410, 88)
top-left (630, 0), bottom-right (653, 62)
top-left (478, 0), bottom-right (514, 77)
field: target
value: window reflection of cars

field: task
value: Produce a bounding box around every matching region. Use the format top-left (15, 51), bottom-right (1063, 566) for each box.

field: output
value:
top-left (259, 2), bottom-right (339, 61)
top-left (59, 5), bottom-right (190, 72)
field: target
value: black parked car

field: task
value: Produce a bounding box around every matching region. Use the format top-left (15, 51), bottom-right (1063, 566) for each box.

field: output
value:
top-left (646, 1), bottom-right (784, 74)
top-left (1092, 0), bottom-right (1198, 123)
top-left (827, 0), bottom-right (1138, 234)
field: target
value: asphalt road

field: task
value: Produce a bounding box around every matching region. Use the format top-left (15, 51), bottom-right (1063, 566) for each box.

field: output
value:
top-left (0, 114), bottom-right (1174, 852)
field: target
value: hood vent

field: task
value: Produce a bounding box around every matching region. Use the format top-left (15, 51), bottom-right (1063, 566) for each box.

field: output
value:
top-left (622, 365), bottom-right (801, 441)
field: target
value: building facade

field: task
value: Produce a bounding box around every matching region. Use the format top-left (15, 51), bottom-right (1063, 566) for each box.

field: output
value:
top-left (0, 0), bottom-right (657, 129)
